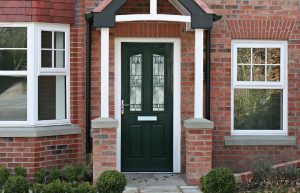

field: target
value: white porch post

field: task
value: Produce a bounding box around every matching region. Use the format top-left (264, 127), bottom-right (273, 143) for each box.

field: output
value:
top-left (150, 0), bottom-right (157, 15)
top-left (101, 28), bottom-right (110, 117)
top-left (194, 29), bottom-right (204, 118)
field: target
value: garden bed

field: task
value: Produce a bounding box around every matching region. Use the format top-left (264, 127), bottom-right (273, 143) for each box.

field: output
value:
top-left (0, 162), bottom-right (127, 193)
top-left (236, 159), bottom-right (300, 193)
top-left (199, 158), bottom-right (300, 193)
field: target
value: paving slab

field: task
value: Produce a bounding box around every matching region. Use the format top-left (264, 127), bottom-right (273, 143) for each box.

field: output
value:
top-left (180, 186), bottom-right (202, 193)
top-left (125, 173), bottom-right (186, 187)
top-left (140, 186), bottom-right (181, 193)
top-left (124, 187), bottom-right (140, 193)
top-left (123, 173), bottom-right (203, 193)
top-left (146, 174), bottom-right (187, 186)
top-left (126, 173), bottom-right (152, 187)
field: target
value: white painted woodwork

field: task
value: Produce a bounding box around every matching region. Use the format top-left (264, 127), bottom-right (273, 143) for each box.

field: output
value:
top-left (194, 29), bottom-right (204, 118)
top-left (231, 40), bottom-right (288, 135)
top-left (116, 14), bottom-right (191, 23)
top-left (150, 0), bottom-right (157, 15)
top-left (100, 28), bottom-right (110, 117)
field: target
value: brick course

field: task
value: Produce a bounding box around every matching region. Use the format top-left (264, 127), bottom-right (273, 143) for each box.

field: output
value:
top-left (0, 0), bottom-right (74, 23)
top-left (185, 128), bottom-right (213, 185)
top-left (0, 134), bottom-right (83, 180)
top-left (92, 128), bottom-right (117, 182)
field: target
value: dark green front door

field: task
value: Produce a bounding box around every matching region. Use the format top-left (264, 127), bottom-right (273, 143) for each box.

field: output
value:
top-left (121, 43), bottom-right (173, 172)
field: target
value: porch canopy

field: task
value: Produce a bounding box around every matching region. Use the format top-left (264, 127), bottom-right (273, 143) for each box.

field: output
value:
top-left (86, 0), bottom-right (221, 119)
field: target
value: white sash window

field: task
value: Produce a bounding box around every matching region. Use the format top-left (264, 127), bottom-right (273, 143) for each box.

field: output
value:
top-left (231, 40), bottom-right (287, 135)
top-left (0, 23), bottom-right (70, 127)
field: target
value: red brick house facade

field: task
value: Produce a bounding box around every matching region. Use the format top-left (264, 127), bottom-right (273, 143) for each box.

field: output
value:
top-left (0, 0), bottom-right (299, 185)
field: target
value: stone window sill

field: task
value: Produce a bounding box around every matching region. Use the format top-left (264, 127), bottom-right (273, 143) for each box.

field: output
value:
top-left (224, 135), bottom-right (296, 146)
top-left (0, 124), bottom-right (81, 137)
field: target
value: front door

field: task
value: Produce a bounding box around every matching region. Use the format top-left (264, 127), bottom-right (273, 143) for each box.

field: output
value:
top-left (121, 43), bottom-right (173, 172)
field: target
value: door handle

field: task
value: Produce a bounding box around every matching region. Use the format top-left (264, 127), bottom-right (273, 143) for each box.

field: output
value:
top-left (122, 100), bottom-right (130, 114)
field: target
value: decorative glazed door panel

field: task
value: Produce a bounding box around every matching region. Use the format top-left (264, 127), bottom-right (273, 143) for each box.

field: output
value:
top-left (121, 43), bottom-right (173, 172)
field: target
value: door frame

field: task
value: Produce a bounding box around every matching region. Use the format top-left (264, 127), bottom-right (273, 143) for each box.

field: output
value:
top-left (115, 38), bottom-right (181, 173)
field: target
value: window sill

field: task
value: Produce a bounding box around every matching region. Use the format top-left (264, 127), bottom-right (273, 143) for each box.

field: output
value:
top-left (0, 124), bottom-right (81, 137)
top-left (224, 135), bottom-right (296, 146)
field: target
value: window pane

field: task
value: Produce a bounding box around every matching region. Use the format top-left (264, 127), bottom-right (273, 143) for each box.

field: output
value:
top-left (0, 50), bottom-right (27, 70)
top-left (41, 50), bottom-right (52, 68)
top-left (267, 48), bottom-right (280, 64)
top-left (234, 89), bottom-right (282, 130)
top-left (42, 31), bottom-right (52, 49)
top-left (153, 54), bottom-right (165, 111)
top-left (252, 48), bottom-right (265, 64)
top-left (38, 76), bottom-right (66, 120)
top-left (130, 54), bottom-right (142, 111)
top-left (55, 32), bottom-right (65, 49)
top-left (0, 27), bottom-right (26, 48)
top-left (237, 65), bottom-right (250, 81)
top-left (252, 65), bottom-right (265, 81)
top-left (0, 76), bottom-right (27, 121)
top-left (237, 48), bottom-right (250, 64)
top-left (54, 50), bottom-right (65, 68)
top-left (267, 66), bottom-right (280, 82)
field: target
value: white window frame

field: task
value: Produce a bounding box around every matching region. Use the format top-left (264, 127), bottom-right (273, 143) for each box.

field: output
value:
top-left (37, 24), bottom-right (70, 126)
top-left (0, 23), bottom-right (70, 127)
top-left (231, 40), bottom-right (288, 135)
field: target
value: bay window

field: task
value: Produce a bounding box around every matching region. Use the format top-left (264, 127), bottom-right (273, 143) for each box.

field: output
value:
top-left (0, 23), bottom-right (70, 126)
top-left (232, 41), bottom-right (287, 135)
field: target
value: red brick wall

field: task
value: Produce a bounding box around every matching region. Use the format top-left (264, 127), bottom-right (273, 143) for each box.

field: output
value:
top-left (83, 0), bottom-right (297, 175)
top-left (2, 0), bottom-right (299, 178)
top-left (206, 0), bottom-right (300, 172)
top-left (0, 0), bottom-right (82, 180)
top-left (0, 0), bottom-right (74, 23)
top-left (0, 134), bottom-right (83, 180)
top-left (92, 128), bottom-right (117, 181)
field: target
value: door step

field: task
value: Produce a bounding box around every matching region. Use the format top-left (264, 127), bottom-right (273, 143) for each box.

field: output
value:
top-left (125, 173), bottom-right (186, 187)
top-left (124, 186), bottom-right (202, 193)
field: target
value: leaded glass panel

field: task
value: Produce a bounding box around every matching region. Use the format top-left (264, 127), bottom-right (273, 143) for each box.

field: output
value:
top-left (153, 54), bottom-right (165, 111)
top-left (130, 54), bottom-right (142, 111)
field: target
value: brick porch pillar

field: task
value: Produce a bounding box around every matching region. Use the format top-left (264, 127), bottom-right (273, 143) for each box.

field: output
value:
top-left (92, 117), bottom-right (118, 182)
top-left (184, 118), bottom-right (214, 185)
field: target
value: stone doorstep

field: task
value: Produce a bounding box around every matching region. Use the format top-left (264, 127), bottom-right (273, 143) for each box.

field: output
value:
top-left (124, 186), bottom-right (202, 193)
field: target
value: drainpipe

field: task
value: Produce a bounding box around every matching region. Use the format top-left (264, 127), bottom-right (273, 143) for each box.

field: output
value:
top-left (205, 29), bottom-right (211, 120)
top-left (85, 13), bottom-right (93, 154)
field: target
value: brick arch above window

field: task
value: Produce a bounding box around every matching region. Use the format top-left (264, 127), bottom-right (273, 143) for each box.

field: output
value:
top-left (225, 20), bottom-right (296, 40)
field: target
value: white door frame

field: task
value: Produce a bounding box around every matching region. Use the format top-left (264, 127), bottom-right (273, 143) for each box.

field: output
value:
top-left (114, 38), bottom-right (181, 173)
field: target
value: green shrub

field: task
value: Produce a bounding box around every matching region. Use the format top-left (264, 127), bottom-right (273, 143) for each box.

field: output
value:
top-left (72, 182), bottom-right (97, 193)
top-left (200, 167), bottom-right (235, 193)
top-left (14, 166), bottom-right (27, 177)
top-left (32, 183), bottom-right (46, 193)
top-left (35, 168), bottom-right (46, 184)
top-left (81, 155), bottom-right (93, 182)
top-left (284, 165), bottom-right (299, 180)
top-left (63, 165), bottom-right (82, 182)
top-left (43, 180), bottom-right (72, 193)
top-left (3, 176), bottom-right (29, 193)
top-left (96, 170), bottom-right (127, 193)
top-left (250, 158), bottom-right (272, 181)
top-left (0, 166), bottom-right (10, 188)
top-left (49, 168), bottom-right (62, 182)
